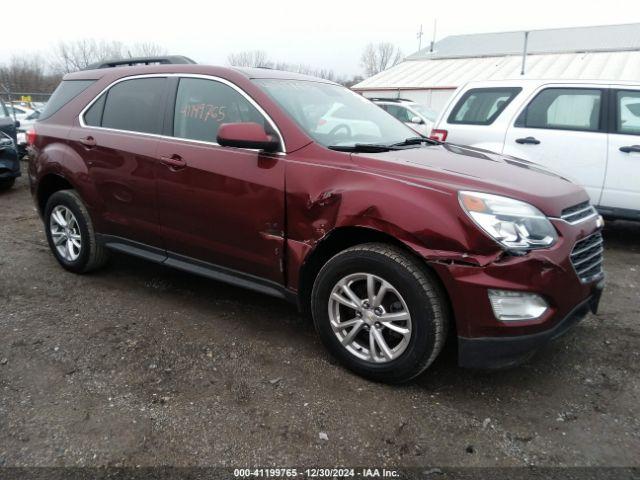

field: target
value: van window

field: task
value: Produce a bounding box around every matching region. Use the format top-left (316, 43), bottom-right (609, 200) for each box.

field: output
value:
top-left (520, 88), bottom-right (602, 132)
top-left (616, 90), bottom-right (640, 136)
top-left (101, 78), bottom-right (166, 134)
top-left (173, 78), bottom-right (265, 143)
top-left (0, 100), bottom-right (9, 118)
top-left (40, 80), bottom-right (95, 120)
top-left (448, 88), bottom-right (521, 125)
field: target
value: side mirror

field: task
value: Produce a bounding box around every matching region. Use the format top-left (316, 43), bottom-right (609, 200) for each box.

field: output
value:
top-left (217, 122), bottom-right (280, 152)
top-left (410, 116), bottom-right (423, 125)
top-left (14, 120), bottom-right (20, 128)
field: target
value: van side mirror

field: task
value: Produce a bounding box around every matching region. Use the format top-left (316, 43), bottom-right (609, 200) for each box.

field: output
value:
top-left (410, 116), bottom-right (423, 125)
top-left (217, 122), bottom-right (280, 152)
top-left (14, 120), bottom-right (20, 128)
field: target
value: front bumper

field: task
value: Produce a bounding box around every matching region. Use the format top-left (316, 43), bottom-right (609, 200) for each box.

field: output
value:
top-left (457, 283), bottom-right (603, 368)
top-left (426, 216), bottom-right (604, 369)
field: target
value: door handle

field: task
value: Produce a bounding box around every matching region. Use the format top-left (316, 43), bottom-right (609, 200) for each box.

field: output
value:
top-left (515, 136), bottom-right (541, 145)
top-left (79, 136), bottom-right (96, 148)
top-left (159, 154), bottom-right (186, 170)
top-left (619, 145), bottom-right (640, 153)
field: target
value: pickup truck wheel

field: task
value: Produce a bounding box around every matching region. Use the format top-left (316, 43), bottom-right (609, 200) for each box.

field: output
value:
top-left (44, 190), bottom-right (108, 273)
top-left (311, 243), bottom-right (448, 383)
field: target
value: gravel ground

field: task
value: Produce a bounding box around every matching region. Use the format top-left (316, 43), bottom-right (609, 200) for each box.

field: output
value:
top-left (1, 170), bottom-right (639, 468)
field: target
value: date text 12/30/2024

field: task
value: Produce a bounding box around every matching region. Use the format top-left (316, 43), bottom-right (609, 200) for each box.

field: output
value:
top-left (233, 468), bottom-right (400, 478)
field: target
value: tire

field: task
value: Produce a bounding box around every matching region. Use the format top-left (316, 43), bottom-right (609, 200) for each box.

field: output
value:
top-left (44, 190), bottom-right (109, 273)
top-left (0, 178), bottom-right (15, 191)
top-left (311, 243), bottom-right (449, 383)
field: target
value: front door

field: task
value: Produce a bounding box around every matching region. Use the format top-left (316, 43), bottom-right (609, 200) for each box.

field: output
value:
top-left (155, 76), bottom-right (286, 284)
top-left (503, 86), bottom-right (608, 205)
top-left (601, 89), bottom-right (640, 214)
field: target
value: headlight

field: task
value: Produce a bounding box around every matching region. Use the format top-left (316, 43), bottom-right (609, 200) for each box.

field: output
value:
top-left (459, 191), bottom-right (557, 251)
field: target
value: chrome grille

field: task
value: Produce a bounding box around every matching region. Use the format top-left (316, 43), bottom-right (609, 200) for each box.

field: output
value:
top-left (570, 232), bottom-right (604, 283)
top-left (561, 201), bottom-right (597, 223)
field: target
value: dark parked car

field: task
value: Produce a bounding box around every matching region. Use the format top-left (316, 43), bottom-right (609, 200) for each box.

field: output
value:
top-left (0, 97), bottom-right (18, 140)
top-left (0, 130), bottom-right (20, 190)
top-left (0, 98), bottom-right (20, 190)
top-left (27, 58), bottom-right (605, 383)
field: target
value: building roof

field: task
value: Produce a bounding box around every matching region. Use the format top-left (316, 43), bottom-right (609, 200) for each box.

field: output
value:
top-left (408, 23), bottom-right (640, 60)
top-left (353, 23), bottom-right (640, 91)
top-left (352, 51), bottom-right (640, 90)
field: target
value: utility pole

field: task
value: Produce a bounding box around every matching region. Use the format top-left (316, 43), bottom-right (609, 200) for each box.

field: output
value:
top-left (417, 24), bottom-right (424, 51)
top-left (430, 19), bottom-right (437, 52)
top-left (521, 31), bottom-right (529, 75)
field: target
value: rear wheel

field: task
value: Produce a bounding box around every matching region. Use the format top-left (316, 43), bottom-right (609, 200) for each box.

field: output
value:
top-left (311, 243), bottom-right (448, 383)
top-left (44, 190), bottom-right (108, 273)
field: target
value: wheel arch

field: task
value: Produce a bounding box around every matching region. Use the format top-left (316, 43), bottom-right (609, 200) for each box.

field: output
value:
top-left (36, 173), bottom-right (75, 216)
top-left (296, 226), bottom-right (453, 331)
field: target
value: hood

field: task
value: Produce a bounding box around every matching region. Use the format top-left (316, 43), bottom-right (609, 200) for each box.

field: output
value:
top-left (353, 143), bottom-right (589, 217)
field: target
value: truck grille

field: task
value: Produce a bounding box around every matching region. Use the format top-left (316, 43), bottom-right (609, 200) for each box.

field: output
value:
top-left (570, 232), bottom-right (604, 283)
top-left (561, 201), bottom-right (597, 223)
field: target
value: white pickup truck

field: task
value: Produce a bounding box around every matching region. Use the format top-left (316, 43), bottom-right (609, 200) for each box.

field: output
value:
top-left (431, 79), bottom-right (640, 220)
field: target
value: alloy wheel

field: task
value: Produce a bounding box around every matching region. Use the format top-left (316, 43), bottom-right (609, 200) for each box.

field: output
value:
top-left (49, 205), bottom-right (82, 262)
top-left (328, 272), bottom-right (412, 363)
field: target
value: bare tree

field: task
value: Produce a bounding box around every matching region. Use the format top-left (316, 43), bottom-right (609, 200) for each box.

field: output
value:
top-left (228, 49), bottom-right (362, 86)
top-left (360, 42), bottom-right (403, 77)
top-left (227, 50), bottom-right (271, 68)
top-left (50, 39), bottom-right (167, 74)
top-left (0, 55), bottom-right (61, 94)
top-left (128, 42), bottom-right (168, 58)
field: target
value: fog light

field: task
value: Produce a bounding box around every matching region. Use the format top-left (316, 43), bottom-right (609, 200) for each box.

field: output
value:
top-left (488, 289), bottom-right (548, 321)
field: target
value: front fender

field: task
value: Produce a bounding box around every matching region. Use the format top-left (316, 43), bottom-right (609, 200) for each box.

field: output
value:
top-left (284, 148), bottom-right (502, 290)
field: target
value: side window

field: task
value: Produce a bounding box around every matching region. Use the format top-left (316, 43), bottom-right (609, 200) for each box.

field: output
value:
top-left (448, 88), bottom-right (521, 125)
top-left (173, 78), bottom-right (265, 143)
top-left (386, 105), bottom-right (412, 122)
top-left (83, 93), bottom-right (106, 127)
top-left (616, 90), bottom-right (640, 135)
top-left (101, 78), bottom-right (166, 134)
top-left (520, 88), bottom-right (602, 132)
top-left (0, 101), bottom-right (8, 118)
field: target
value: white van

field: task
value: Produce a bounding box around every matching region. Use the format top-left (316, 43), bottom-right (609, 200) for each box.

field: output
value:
top-left (431, 79), bottom-right (640, 220)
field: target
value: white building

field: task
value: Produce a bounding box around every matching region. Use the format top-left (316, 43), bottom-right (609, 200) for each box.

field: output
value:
top-left (353, 23), bottom-right (640, 112)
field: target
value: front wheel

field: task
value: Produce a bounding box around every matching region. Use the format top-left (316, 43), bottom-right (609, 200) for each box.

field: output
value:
top-left (311, 243), bottom-right (449, 383)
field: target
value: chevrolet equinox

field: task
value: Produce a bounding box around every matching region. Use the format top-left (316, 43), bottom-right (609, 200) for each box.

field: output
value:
top-left (27, 57), bottom-right (605, 383)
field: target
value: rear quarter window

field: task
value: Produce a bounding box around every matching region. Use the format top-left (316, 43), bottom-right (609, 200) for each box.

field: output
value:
top-left (39, 80), bottom-right (95, 120)
top-left (448, 87), bottom-right (521, 125)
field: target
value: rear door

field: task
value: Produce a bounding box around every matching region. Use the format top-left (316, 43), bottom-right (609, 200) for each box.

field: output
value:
top-left (600, 88), bottom-right (640, 216)
top-left (70, 76), bottom-right (169, 248)
top-left (503, 86), bottom-right (608, 205)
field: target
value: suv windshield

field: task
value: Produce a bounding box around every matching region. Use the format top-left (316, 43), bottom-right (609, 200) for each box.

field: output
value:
top-left (254, 79), bottom-right (416, 148)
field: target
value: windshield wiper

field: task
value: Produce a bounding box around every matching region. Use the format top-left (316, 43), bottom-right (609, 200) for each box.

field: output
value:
top-left (390, 137), bottom-right (439, 147)
top-left (328, 143), bottom-right (399, 153)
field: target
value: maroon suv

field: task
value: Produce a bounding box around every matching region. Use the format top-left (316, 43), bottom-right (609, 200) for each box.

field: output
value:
top-left (27, 58), bottom-right (605, 383)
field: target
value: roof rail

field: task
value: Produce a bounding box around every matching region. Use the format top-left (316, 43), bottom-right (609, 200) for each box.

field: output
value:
top-left (85, 55), bottom-right (197, 70)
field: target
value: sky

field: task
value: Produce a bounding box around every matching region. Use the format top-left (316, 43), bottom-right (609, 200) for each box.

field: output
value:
top-left (3, 0), bottom-right (640, 77)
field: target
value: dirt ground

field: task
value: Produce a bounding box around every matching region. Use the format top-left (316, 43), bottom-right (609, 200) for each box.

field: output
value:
top-left (1, 169), bottom-right (639, 468)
